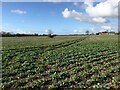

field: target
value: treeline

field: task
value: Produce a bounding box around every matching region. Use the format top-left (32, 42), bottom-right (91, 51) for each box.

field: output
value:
top-left (0, 31), bottom-right (80, 37)
top-left (0, 31), bottom-right (48, 37)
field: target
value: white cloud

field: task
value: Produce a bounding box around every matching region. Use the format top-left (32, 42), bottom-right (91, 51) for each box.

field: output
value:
top-left (74, 29), bottom-right (82, 33)
top-left (85, 0), bottom-right (119, 17)
top-left (73, 2), bottom-right (79, 6)
top-left (101, 25), bottom-right (112, 30)
top-left (62, 8), bottom-right (88, 22)
top-left (62, 8), bottom-right (108, 23)
top-left (62, 8), bottom-right (84, 19)
top-left (84, 0), bottom-right (93, 6)
top-left (101, 25), bottom-right (118, 32)
top-left (15, 28), bottom-right (33, 34)
top-left (11, 9), bottom-right (27, 15)
top-left (62, 0), bottom-right (119, 24)
top-left (91, 27), bottom-right (95, 32)
top-left (73, 28), bottom-right (95, 34)
top-left (45, 29), bottom-right (49, 33)
top-left (92, 17), bottom-right (109, 23)
top-left (100, 24), bottom-right (118, 32)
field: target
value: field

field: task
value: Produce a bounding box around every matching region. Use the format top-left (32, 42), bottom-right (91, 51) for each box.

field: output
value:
top-left (1, 35), bottom-right (120, 89)
top-left (2, 36), bottom-right (84, 50)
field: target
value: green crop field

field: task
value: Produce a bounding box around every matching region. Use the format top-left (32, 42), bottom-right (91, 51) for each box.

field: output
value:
top-left (2, 36), bottom-right (85, 50)
top-left (1, 35), bottom-right (120, 89)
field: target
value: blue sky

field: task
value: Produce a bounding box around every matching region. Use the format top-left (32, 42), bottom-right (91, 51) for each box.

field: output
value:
top-left (2, 1), bottom-right (118, 35)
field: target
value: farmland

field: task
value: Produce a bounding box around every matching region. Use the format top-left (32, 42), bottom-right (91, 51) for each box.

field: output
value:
top-left (1, 35), bottom-right (120, 89)
top-left (2, 36), bottom-right (84, 50)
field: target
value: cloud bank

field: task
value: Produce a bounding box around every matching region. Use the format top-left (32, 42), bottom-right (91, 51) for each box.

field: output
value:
top-left (62, 8), bottom-right (109, 23)
top-left (85, 0), bottom-right (119, 17)
top-left (11, 9), bottom-right (27, 15)
top-left (62, 0), bottom-right (119, 24)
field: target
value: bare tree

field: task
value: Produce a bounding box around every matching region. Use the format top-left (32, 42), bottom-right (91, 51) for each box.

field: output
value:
top-left (86, 30), bottom-right (89, 35)
top-left (48, 29), bottom-right (54, 38)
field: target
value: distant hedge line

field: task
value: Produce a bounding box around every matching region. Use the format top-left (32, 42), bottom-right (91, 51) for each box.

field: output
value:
top-left (0, 32), bottom-right (49, 37)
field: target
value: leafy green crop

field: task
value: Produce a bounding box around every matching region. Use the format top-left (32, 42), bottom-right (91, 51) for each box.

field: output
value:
top-left (2, 35), bottom-right (120, 89)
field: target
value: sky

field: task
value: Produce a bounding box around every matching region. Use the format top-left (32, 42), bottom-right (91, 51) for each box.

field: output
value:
top-left (1, 0), bottom-right (119, 35)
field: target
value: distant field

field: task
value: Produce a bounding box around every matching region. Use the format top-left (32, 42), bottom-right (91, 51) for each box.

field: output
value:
top-left (2, 36), bottom-right (85, 50)
top-left (2, 35), bottom-right (120, 89)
